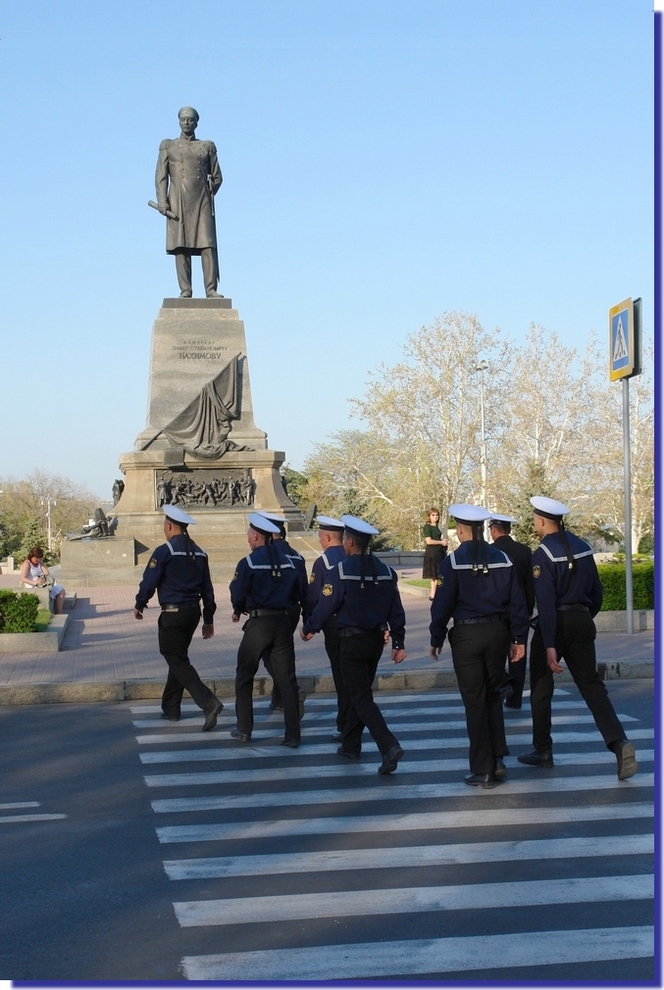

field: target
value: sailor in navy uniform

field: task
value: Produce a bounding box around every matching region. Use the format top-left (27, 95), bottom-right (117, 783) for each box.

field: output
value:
top-left (488, 512), bottom-right (535, 709)
top-left (430, 504), bottom-right (529, 788)
top-left (518, 496), bottom-right (637, 779)
top-left (302, 515), bottom-right (406, 775)
top-left (229, 513), bottom-right (307, 747)
top-left (305, 515), bottom-right (349, 741)
top-left (255, 511), bottom-right (307, 719)
top-left (133, 505), bottom-right (223, 730)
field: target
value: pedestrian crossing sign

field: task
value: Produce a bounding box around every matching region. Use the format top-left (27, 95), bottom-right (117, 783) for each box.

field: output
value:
top-left (609, 297), bottom-right (641, 381)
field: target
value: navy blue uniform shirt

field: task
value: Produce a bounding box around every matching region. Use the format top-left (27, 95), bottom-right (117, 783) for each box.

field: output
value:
top-left (430, 540), bottom-right (529, 649)
top-left (279, 539), bottom-right (309, 606)
top-left (532, 531), bottom-right (603, 648)
top-left (303, 553), bottom-right (406, 650)
top-left (305, 543), bottom-right (346, 618)
top-left (230, 542), bottom-right (307, 615)
top-left (135, 535), bottom-right (216, 624)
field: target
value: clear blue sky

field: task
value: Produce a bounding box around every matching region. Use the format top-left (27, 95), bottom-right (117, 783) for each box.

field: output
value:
top-left (0, 0), bottom-right (654, 499)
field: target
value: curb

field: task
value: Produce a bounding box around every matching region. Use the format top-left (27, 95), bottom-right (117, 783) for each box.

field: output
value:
top-left (399, 583), bottom-right (655, 633)
top-left (0, 614), bottom-right (69, 654)
top-left (0, 660), bottom-right (653, 706)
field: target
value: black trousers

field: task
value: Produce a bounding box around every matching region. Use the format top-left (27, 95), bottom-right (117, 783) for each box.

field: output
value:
top-left (529, 612), bottom-right (626, 752)
top-left (505, 650), bottom-right (527, 705)
top-left (158, 608), bottom-right (216, 715)
top-left (448, 621), bottom-right (509, 775)
top-left (235, 614), bottom-right (300, 742)
top-left (340, 628), bottom-right (399, 757)
top-left (323, 615), bottom-right (351, 733)
top-left (263, 606), bottom-right (301, 708)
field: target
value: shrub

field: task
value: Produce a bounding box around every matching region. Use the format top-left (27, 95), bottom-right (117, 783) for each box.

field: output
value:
top-left (597, 562), bottom-right (654, 611)
top-left (0, 590), bottom-right (40, 632)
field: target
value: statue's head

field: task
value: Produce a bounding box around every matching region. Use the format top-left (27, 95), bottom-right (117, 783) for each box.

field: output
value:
top-left (178, 106), bottom-right (199, 134)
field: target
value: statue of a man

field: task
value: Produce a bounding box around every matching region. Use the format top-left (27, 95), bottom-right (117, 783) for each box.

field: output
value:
top-left (155, 107), bottom-right (222, 298)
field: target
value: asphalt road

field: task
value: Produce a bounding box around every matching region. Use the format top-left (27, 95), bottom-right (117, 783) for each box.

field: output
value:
top-left (0, 679), bottom-right (655, 982)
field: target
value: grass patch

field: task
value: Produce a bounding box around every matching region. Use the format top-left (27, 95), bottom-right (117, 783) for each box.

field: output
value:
top-left (34, 609), bottom-right (53, 632)
top-left (405, 579), bottom-right (430, 587)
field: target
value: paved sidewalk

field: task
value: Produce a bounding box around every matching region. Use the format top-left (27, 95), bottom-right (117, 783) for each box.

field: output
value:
top-left (0, 577), bottom-right (655, 705)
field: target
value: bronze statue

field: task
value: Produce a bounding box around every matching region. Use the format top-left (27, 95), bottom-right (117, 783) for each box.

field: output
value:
top-left (152, 107), bottom-right (222, 298)
top-left (112, 478), bottom-right (125, 505)
top-left (66, 508), bottom-right (112, 541)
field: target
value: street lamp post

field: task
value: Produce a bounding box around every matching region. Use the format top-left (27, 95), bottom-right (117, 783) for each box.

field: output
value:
top-left (40, 496), bottom-right (57, 553)
top-left (475, 360), bottom-right (489, 508)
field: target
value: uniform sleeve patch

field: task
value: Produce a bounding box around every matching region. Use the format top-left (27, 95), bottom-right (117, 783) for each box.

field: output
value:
top-left (322, 584), bottom-right (333, 596)
top-left (232, 570), bottom-right (238, 581)
top-left (309, 573), bottom-right (316, 583)
top-left (149, 559), bottom-right (157, 568)
top-left (533, 565), bottom-right (541, 579)
top-left (437, 576), bottom-right (443, 587)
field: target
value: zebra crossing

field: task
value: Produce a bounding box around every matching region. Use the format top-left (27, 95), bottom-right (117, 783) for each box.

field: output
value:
top-left (133, 688), bottom-right (655, 981)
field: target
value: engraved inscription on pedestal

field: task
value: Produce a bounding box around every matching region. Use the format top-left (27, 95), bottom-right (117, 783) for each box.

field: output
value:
top-left (156, 469), bottom-right (255, 510)
top-left (135, 299), bottom-right (267, 454)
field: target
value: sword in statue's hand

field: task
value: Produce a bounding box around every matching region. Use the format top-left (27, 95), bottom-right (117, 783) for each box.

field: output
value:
top-left (148, 200), bottom-right (179, 221)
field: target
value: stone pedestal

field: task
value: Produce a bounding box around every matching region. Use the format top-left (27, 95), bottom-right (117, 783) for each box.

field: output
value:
top-left (134, 297), bottom-right (266, 452)
top-left (73, 297), bottom-right (306, 584)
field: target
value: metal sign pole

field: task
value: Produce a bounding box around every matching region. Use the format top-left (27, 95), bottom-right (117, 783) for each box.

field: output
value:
top-left (622, 377), bottom-right (634, 634)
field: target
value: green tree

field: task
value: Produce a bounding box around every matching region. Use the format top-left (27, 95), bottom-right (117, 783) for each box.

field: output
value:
top-left (0, 470), bottom-right (101, 559)
top-left (511, 460), bottom-right (557, 549)
top-left (16, 520), bottom-right (56, 566)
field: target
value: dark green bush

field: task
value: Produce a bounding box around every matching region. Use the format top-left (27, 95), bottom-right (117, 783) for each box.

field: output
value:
top-left (0, 590), bottom-right (40, 632)
top-left (597, 562), bottom-right (654, 611)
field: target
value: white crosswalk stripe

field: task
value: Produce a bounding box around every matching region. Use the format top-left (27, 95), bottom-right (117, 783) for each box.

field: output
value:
top-left (181, 927), bottom-right (654, 980)
top-left (138, 726), bottom-right (654, 762)
top-left (0, 801), bottom-right (67, 825)
top-left (163, 832), bottom-right (654, 880)
top-left (135, 688), bottom-right (654, 980)
top-left (143, 747), bottom-right (655, 787)
top-left (174, 873), bottom-right (654, 926)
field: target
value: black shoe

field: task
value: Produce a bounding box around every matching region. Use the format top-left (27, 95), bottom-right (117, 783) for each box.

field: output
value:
top-left (160, 712), bottom-right (180, 721)
top-left (464, 772), bottom-right (495, 788)
top-left (281, 738), bottom-right (299, 748)
top-left (518, 748), bottom-right (553, 768)
top-left (492, 758), bottom-right (508, 780)
top-left (269, 703), bottom-right (284, 713)
top-left (202, 700), bottom-right (224, 732)
top-left (504, 698), bottom-right (522, 710)
top-left (498, 682), bottom-right (514, 701)
top-left (331, 732), bottom-right (343, 743)
top-left (337, 746), bottom-right (361, 760)
top-left (614, 739), bottom-right (638, 780)
top-left (378, 744), bottom-right (404, 775)
top-left (298, 688), bottom-right (306, 721)
top-left (230, 727), bottom-right (251, 743)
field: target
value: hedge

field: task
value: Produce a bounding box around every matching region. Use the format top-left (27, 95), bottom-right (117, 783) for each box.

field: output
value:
top-left (597, 562), bottom-right (654, 611)
top-left (0, 590), bottom-right (40, 632)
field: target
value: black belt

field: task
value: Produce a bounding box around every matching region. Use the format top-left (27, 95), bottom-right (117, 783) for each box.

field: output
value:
top-left (558, 604), bottom-right (589, 612)
top-left (455, 615), bottom-right (505, 626)
top-left (249, 608), bottom-right (290, 618)
top-left (161, 604), bottom-right (200, 612)
top-left (338, 623), bottom-right (387, 638)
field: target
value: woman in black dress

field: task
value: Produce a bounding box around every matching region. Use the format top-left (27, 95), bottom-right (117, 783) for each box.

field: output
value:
top-left (422, 508), bottom-right (448, 600)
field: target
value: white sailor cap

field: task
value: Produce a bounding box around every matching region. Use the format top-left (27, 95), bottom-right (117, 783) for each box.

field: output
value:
top-left (162, 504), bottom-right (196, 527)
top-left (256, 511), bottom-right (287, 524)
top-left (341, 514), bottom-right (379, 537)
top-left (315, 514), bottom-right (345, 532)
top-left (248, 512), bottom-right (281, 535)
top-left (530, 496), bottom-right (570, 520)
top-left (489, 513), bottom-right (518, 525)
top-left (449, 503), bottom-right (492, 525)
